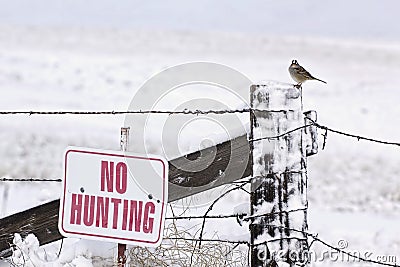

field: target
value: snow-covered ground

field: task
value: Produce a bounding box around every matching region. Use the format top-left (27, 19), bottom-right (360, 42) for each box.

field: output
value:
top-left (0, 19), bottom-right (400, 266)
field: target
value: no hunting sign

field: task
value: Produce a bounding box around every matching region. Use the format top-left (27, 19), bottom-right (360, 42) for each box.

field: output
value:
top-left (58, 147), bottom-right (168, 247)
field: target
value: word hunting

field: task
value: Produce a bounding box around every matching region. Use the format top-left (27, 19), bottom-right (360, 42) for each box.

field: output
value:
top-left (68, 160), bottom-right (156, 234)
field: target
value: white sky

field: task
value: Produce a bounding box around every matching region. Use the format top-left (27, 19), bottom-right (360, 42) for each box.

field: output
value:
top-left (0, 0), bottom-right (398, 41)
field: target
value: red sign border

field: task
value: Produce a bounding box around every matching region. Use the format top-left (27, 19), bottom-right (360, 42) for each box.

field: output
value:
top-left (60, 148), bottom-right (167, 245)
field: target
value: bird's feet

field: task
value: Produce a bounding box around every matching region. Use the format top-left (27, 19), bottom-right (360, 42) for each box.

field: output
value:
top-left (294, 83), bottom-right (302, 89)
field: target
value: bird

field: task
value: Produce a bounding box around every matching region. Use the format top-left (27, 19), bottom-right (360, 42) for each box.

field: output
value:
top-left (289, 60), bottom-right (326, 87)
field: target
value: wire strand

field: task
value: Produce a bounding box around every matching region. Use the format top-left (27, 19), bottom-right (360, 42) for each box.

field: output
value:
top-left (0, 109), bottom-right (251, 115)
top-left (306, 117), bottom-right (400, 147)
top-left (0, 178), bottom-right (62, 182)
top-left (0, 108), bottom-right (398, 147)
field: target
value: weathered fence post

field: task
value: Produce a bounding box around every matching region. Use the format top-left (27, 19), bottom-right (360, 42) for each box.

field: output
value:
top-left (249, 82), bottom-right (309, 266)
top-left (117, 127), bottom-right (130, 266)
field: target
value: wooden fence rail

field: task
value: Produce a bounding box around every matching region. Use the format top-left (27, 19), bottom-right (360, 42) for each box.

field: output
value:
top-left (0, 133), bottom-right (251, 258)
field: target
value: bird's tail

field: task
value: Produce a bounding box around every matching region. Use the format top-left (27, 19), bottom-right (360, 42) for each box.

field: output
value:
top-left (314, 78), bottom-right (327, 84)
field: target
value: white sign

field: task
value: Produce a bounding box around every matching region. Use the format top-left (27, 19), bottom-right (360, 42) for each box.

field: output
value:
top-left (59, 147), bottom-right (168, 247)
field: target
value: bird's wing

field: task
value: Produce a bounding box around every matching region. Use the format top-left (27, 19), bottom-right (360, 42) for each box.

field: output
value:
top-left (295, 66), bottom-right (315, 79)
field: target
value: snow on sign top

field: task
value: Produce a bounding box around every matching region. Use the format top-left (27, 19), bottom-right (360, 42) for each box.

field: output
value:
top-left (58, 147), bottom-right (168, 247)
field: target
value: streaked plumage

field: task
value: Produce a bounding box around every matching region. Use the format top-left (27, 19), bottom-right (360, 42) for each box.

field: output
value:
top-left (289, 60), bottom-right (326, 86)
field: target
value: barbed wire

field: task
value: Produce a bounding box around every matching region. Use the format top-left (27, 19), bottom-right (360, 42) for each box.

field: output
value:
top-left (0, 109), bottom-right (252, 116)
top-left (197, 180), bottom-right (251, 248)
top-left (1, 179), bottom-right (397, 266)
top-left (166, 201), bottom-right (306, 222)
top-left (2, 221), bottom-right (397, 267)
top-left (0, 178), bottom-right (62, 182)
top-left (166, 237), bottom-right (249, 245)
top-left (0, 108), bottom-right (399, 147)
top-left (310, 235), bottom-right (399, 267)
top-left (249, 118), bottom-right (400, 148)
top-left (305, 117), bottom-right (400, 147)
top-left (0, 108), bottom-right (303, 116)
top-left (166, 213), bottom-right (245, 220)
top-left (164, 177), bottom-right (397, 267)
top-left (167, 215), bottom-right (399, 266)
top-left (248, 124), bottom-right (312, 143)
top-left (243, 207), bottom-right (308, 222)
top-left (242, 221), bottom-right (399, 266)
top-left (1, 108), bottom-right (398, 149)
top-left (1, 117), bottom-right (399, 184)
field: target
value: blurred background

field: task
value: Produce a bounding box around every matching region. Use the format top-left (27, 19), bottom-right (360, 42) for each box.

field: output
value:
top-left (0, 0), bottom-right (399, 40)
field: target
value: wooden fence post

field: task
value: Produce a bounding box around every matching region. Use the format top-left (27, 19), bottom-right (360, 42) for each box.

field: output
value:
top-left (249, 83), bottom-right (308, 266)
top-left (117, 127), bottom-right (130, 266)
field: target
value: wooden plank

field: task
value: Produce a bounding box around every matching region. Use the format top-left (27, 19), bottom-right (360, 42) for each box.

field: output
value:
top-left (169, 133), bottom-right (251, 201)
top-left (0, 199), bottom-right (60, 259)
top-left (0, 133), bottom-right (251, 258)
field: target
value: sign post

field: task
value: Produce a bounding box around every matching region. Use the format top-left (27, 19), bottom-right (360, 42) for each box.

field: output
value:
top-left (118, 127), bottom-right (130, 266)
top-left (58, 145), bottom-right (168, 248)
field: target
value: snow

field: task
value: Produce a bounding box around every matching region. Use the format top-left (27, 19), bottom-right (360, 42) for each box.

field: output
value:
top-left (233, 203), bottom-right (249, 215)
top-left (10, 234), bottom-right (116, 266)
top-left (253, 82), bottom-right (301, 110)
top-left (1, 2), bottom-right (400, 265)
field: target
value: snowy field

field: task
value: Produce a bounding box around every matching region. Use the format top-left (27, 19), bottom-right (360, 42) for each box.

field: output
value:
top-left (0, 13), bottom-right (400, 267)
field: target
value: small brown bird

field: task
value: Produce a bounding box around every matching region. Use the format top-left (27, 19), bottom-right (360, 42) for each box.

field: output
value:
top-left (289, 60), bottom-right (326, 87)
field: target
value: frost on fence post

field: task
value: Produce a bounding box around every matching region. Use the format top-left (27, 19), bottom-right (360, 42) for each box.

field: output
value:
top-left (249, 82), bottom-right (308, 267)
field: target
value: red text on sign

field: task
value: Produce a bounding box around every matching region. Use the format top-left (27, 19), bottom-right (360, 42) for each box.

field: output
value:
top-left (70, 193), bottom-right (155, 234)
top-left (101, 160), bottom-right (127, 194)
